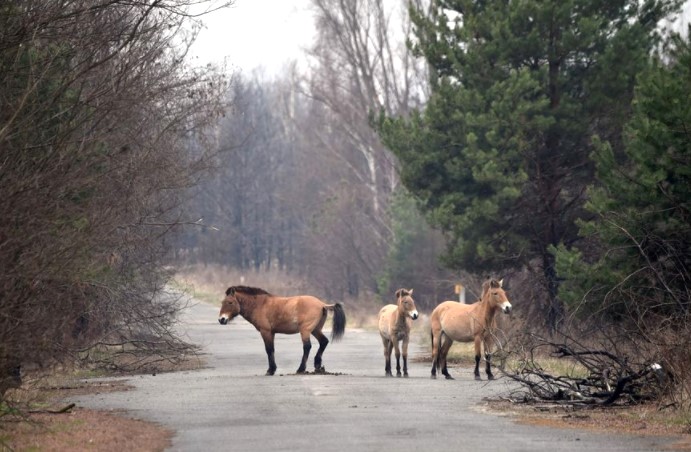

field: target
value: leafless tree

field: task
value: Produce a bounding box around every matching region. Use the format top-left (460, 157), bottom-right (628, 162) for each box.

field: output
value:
top-left (0, 0), bottom-right (231, 399)
top-left (292, 0), bottom-right (430, 296)
top-left (174, 1), bottom-right (451, 303)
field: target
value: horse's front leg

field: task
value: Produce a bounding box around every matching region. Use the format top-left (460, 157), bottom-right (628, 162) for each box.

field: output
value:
top-left (393, 338), bottom-right (402, 377)
top-left (401, 335), bottom-right (409, 378)
top-left (297, 330), bottom-right (311, 374)
top-left (261, 330), bottom-right (277, 376)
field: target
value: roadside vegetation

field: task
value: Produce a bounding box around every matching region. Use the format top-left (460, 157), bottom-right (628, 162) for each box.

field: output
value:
top-left (1, 0), bottom-right (230, 413)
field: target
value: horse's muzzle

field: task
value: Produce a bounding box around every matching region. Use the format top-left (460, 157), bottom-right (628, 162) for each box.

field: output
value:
top-left (218, 317), bottom-right (228, 325)
top-left (410, 311), bottom-right (419, 320)
top-left (503, 306), bottom-right (512, 314)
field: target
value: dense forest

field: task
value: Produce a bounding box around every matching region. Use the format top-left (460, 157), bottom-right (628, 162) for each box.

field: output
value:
top-left (1, 0), bottom-right (689, 408)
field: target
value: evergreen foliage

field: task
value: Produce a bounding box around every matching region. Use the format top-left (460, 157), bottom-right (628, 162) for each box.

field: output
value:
top-left (377, 190), bottom-right (450, 309)
top-left (554, 30), bottom-right (691, 322)
top-left (377, 0), bottom-right (679, 328)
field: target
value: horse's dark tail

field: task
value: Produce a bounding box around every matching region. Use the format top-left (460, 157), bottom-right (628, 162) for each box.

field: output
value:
top-left (330, 303), bottom-right (346, 342)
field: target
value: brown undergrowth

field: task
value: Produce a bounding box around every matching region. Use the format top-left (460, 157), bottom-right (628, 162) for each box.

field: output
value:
top-left (480, 397), bottom-right (691, 450)
top-left (0, 354), bottom-right (205, 451)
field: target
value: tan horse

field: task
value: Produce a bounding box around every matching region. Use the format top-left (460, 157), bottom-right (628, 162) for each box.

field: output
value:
top-left (218, 286), bottom-right (346, 375)
top-left (430, 279), bottom-right (511, 380)
top-left (378, 288), bottom-right (419, 377)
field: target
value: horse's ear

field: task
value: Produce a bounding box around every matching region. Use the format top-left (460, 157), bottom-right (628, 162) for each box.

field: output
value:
top-left (395, 289), bottom-right (402, 298)
top-left (226, 287), bottom-right (235, 296)
top-left (408, 288), bottom-right (414, 295)
top-left (499, 279), bottom-right (504, 288)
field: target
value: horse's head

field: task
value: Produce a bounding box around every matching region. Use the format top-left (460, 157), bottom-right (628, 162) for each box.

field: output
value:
top-left (486, 279), bottom-right (512, 314)
top-left (218, 287), bottom-right (241, 325)
top-left (395, 288), bottom-right (419, 320)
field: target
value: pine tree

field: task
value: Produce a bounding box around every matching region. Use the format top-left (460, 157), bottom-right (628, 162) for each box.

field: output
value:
top-left (377, 0), bottom-right (679, 329)
top-left (554, 30), bottom-right (691, 323)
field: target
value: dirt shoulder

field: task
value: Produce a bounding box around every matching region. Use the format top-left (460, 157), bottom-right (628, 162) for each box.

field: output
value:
top-left (481, 398), bottom-right (691, 451)
top-left (1, 407), bottom-right (172, 452)
top-left (1, 356), bottom-right (205, 451)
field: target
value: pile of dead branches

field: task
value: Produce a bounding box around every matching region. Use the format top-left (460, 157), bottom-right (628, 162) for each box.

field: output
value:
top-left (500, 331), bottom-right (671, 407)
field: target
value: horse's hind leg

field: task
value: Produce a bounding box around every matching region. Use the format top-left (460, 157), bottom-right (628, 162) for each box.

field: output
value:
top-left (485, 353), bottom-right (494, 380)
top-left (473, 336), bottom-right (482, 380)
top-left (312, 330), bottom-right (329, 372)
top-left (430, 328), bottom-right (439, 379)
top-left (297, 330), bottom-right (312, 374)
top-left (393, 339), bottom-right (402, 377)
top-left (260, 330), bottom-right (277, 376)
top-left (439, 334), bottom-right (454, 380)
top-left (484, 338), bottom-right (494, 380)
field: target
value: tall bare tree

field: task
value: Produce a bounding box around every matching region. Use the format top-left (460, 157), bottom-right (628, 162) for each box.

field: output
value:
top-left (295, 0), bottom-right (429, 296)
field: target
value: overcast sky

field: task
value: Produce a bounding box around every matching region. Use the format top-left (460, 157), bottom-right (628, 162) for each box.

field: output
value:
top-left (187, 0), bottom-right (691, 75)
top-left (189, 0), bottom-right (315, 76)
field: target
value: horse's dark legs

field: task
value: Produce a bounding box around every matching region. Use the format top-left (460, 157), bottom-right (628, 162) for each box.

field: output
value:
top-left (473, 337), bottom-right (482, 380)
top-left (297, 337), bottom-right (311, 374)
top-left (402, 337), bottom-right (409, 377)
top-left (485, 352), bottom-right (494, 380)
top-left (261, 331), bottom-right (277, 376)
top-left (430, 329), bottom-right (439, 379)
top-left (394, 340), bottom-right (402, 377)
top-left (474, 354), bottom-right (481, 380)
top-left (383, 339), bottom-right (393, 377)
top-left (312, 331), bottom-right (329, 372)
top-left (440, 335), bottom-right (454, 380)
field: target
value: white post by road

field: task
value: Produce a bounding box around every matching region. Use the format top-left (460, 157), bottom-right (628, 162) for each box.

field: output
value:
top-left (455, 284), bottom-right (466, 304)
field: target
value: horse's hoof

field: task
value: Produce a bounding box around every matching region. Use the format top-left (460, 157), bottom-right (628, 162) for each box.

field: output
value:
top-left (431, 374), bottom-right (437, 380)
top-left (403, 373), bottom-right (409, 378)
top-left (474, 375), bottom-right (482, 381)
top-left (487, 375), bottom-right (495, 381)
top-left (314, 367), bottom-right (326, 374)
top-left (266, 370), bottom-right (276, 376)
top-left (396, 373), bottom-right (402, 378)
top-left (296, 369), bottom-right (306, 374)
top-left (444, 375), bottom-right (454, 380)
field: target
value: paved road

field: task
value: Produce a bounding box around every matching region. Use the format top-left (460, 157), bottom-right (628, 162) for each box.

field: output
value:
top-left (73, 298), bottom-right (676, 451)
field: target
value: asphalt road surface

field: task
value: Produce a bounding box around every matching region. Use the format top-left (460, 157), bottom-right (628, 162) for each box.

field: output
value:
top-left (73, 297), bottom-right (677, 451)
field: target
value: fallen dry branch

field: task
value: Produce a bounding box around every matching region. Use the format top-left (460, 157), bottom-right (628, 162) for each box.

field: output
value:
top-left (29, 403), bottom-right (76, 415)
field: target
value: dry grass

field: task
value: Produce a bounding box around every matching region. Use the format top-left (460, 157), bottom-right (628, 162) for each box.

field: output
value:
top-left (172, 264), bottom-right (311, 306)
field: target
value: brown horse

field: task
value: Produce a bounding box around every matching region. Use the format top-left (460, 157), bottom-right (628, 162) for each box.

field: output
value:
top-left (218, 286), bottom-right (346, 375)
top-left (430, 278), bottom-right (511, 380)
top-left (377, 288), bottom-right (419, 377)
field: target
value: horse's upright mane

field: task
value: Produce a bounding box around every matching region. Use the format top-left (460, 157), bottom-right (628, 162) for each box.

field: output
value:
top-left (482, 278), bottom-right (502, 290)
top-left (226, 286), bottom-right (271, 296)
